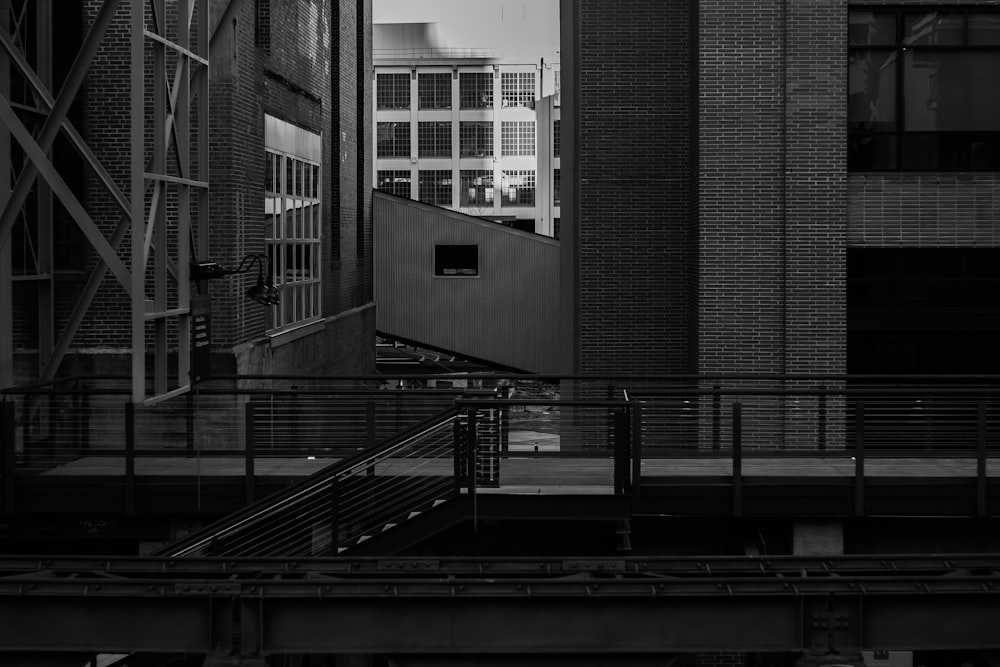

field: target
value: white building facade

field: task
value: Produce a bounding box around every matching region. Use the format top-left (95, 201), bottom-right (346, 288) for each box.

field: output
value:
top-left (373, 33), bottom-right (560, 237)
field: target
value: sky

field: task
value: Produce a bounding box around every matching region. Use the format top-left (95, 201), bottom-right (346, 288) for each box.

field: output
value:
top-left (372, 0), bottom-right (560, 60)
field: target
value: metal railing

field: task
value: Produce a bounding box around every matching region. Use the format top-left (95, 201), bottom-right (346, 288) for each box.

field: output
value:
top-left (4, 374), bottom-right (1000, 524)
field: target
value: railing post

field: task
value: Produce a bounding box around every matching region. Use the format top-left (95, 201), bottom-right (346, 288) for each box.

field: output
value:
top-left (613, 406), bottom-right (627, 496)
top-left (366, 400), bottom-right (376, 449)
top-left (245, 402), bottom-right (255, 505)
top-left (977, 399), bottom-right (987, 518)
top-left (329, 477), bottom-right (340, 554)
top-left (467, 408), bottom-right (478, 524)
top-left (186, 391), bottom-right (195, 452)
top-left (818, 385), bottom-right (827, 451)
top-left (124, 401), bottom-right (135, 516)
top-left (631, 403), bottom-right (642, 514)
top-left (2, 400), bottom-right (15, 515)
top-left (732, 401), bottom-right (742, 517)
top-left (855, 400), bottom-right (865, 517)
top-left (712, 385), bottom-right (721, 451)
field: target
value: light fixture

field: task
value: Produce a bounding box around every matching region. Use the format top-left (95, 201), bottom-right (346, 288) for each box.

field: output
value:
top-left (191, 253), bottom-right (279, 306)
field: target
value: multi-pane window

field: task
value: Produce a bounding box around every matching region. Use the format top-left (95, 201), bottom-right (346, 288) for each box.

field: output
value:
top-left (459, 121), bottom-right (493, 157)
top-left (377, 73), bottom-right (410, 109)
top-left (553, 70), bottom-right (560, 107)
top-left (460, 72), bottom-right (493, 109)
top-left (460, 170), bottom-right (494, 207)
top-left (418, 170), bottom-right (452, 206)
top-left (501, 170), bottom-right (535, 207)
top-left (553, 119), bottom-right (561, 158)
top-left (418, 122), bottom-right (451, 158)
top-left (265, 147), bottom-right (322, 331)
top-left (501, 121), bottom-right (535, 156)
top-left (377, 122), bottom-right (410, 158)
top-left (418, 73), bottom-right (451, 109)
top-left (501, 72), bottom-right (535, 109)
top-left (553, 169), bottom-right (561, 206)
top-left (848, 9), bottom-right (1000, 171)
top-left (377, 170), bottom-right (411, 198)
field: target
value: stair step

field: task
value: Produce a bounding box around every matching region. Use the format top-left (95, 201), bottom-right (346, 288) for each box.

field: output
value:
top-left (408, 511), bottom-right (422, 519)
top-left (432, 499), bottom-right (446, 507)
top-left (337, 547), bottom-right (348, 553)
top-left (357, 535), bottom-right (371, 544)
top-left (383, 523), bottom-right (397, 532)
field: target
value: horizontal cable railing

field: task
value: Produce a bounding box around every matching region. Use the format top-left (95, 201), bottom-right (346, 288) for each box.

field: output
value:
top-left (5, 374), bottom-right (1000, 524)
top-left (160, 408), bottom-right (461, 557)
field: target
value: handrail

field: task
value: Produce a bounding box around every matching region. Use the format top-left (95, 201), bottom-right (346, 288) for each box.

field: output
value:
top-left (158, 406), bottom-right (460, 557)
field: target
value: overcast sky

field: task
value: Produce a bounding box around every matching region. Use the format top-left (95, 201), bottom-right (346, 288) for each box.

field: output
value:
top-left (372, 0), bottom-right (560, 60)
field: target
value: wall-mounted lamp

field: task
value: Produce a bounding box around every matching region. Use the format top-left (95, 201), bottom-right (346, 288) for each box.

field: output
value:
top-left (191, 253), bottom-right (280, 305)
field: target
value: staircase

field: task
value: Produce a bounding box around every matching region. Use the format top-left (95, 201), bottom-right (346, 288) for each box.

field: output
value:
top-left (159, 407), bottom-right (474, 557)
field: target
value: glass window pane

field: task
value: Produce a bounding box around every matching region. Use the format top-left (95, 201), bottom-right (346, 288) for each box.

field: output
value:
top-left (904, 51), bottom-right (1000, 131)
top-left (849, 11), bottom-right (896, 46)
top-left (901, 134), bottom-right (940, 170)
top-left (848, 50), bottom-right (897, 131)
top-left (904, 13), bottom-right (964, 46)
top-left (969, 13), bottom-right (1000, 46)
top-left (312, 165), bottom-right (320, 198)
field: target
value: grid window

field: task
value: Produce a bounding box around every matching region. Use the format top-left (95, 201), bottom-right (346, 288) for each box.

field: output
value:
top-left (501, 71), bottom-right (535, 109)
top-left (418, 170), bottom-right (452, 206)
top-left (460, 72), bottom-right (493, 109)
top-left (460, 170), bottom-right (494, 207)
top-left (849, 9), bottom-right (1000, 171)
top-left (418, 73), bottom-right (451, 109)
top-left (553, 70), bottom-right (560, 107)
top-left (501, 170), bottom-right (535, 207)
top-left (501, 121), bottom-right (535, 156)
top-left (553, 119), bottom-right (560, 158)
top-left (553, 169), bottom-right (561, 206)
top-left (377, 122), bottom-right (410, 158)
top-left (459, 121), bottom-right (493, 158)
top-left (377, 73), bottom-right (410, 109)
top-left (264, 148), bottom-right (322, 331)
top-left (418, 122), bottom-right (452, 158)
top-left (377, 170), bottom-right (411, 198)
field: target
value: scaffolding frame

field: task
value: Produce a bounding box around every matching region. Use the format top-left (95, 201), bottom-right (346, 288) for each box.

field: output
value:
top-left (0, 0), bottom-right (216, 403)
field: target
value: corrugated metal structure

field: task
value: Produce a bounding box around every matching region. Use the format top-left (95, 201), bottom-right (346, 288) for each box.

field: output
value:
top-left (374, 191), bottom-right (559, 373)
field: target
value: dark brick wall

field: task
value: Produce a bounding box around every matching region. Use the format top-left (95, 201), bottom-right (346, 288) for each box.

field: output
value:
top-left (573, 0), bottom-right (694, 375)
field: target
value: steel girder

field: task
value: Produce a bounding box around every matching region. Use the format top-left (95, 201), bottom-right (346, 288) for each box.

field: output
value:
top-left (0, 0), bottom-right (215, 404)
top-left (2, 556), bottom-right (1000, 654)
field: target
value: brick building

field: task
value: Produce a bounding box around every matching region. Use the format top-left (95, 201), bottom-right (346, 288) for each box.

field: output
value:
top-left (559, 0), bottom-right (1000, 379)
top-left (3, 0), bottom-right (375, 386)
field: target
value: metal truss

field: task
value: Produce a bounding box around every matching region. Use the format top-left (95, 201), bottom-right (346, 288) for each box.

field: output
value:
top-left (0, 0), bottom-right (223, 404)
top-left (2, 555), bottom-right (1000, 654)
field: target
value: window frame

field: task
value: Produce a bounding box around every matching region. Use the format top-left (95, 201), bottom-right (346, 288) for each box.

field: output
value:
top-left (418, 72), bottom-right (452, 110)
top-left (418, 121), bottom-right (452, 158)
top-left (848, 7), bottom-right (1000, 172)
top-left (376, 72), bottom-right (410, 110)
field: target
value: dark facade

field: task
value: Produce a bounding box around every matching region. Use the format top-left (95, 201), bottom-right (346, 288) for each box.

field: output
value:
top-left (7, 0), bottom-right (375, 383)
top-left (560, 0), bottom-right (1000, 379)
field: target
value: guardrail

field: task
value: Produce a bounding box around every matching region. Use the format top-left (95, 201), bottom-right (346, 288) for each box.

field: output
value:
top-left (3, 375), bottom-right (1000, 520)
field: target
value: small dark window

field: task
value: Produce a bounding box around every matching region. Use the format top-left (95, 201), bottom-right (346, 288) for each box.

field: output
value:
top-left (435, 244), bottom-right (478, 277)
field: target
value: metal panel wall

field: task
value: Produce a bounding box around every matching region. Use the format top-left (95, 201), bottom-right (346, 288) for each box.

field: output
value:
top-left (374, 192), bottom-right (559, 373)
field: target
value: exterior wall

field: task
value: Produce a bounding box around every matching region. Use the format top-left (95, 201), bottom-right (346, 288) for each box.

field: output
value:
top-left (14, 0), bottom-right (376, 381)
top-left (566, 0), bottom-right (694, 375)
top-left (374, 192), bottom-right (560, 374)
top-left (848, 174), bottom-right (1000, 247)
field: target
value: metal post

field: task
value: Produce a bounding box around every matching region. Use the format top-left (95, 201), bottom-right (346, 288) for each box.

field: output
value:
top-left (467, 408), bottom-right (478, 496)
top-left (329, 478), bottom-right (340, 554)
top-left (732, 402), bottom-right (742, 517)
top-left (712, 385), bottom-right (721, 450)
top-left (855, 400), bottom-right (865, 517)
top-left (977, 399), bottom-right (987, 518)
top-left (2, 400), bottom-right (15, 514)
top-left (366, 400), bottom-right (375, 449)
top-left (245, 402), bottom-right (255, 505)
top-left (124, 401), bottom-right (135, 515)
top-left (818, 385), bottom-right (827, 451)
top-left (631, 403), bottom-right (642, 514)
top-left (613, 406), bottom-right (626, 495)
